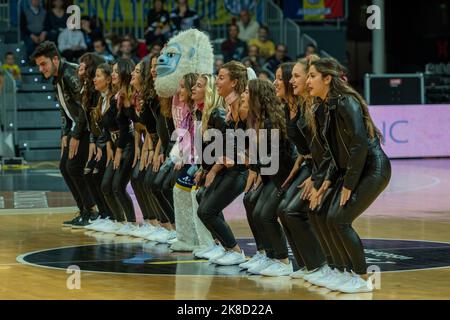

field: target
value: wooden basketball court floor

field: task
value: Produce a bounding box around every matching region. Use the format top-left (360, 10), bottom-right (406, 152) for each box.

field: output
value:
top-left (0, 159), bottom-right (449, 300)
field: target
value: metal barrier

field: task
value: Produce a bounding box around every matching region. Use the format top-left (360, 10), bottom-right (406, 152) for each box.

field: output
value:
top-left (0, 0), bottom-right (10, 30)
top-left (283, 18), bottom-right (301, 59)
top-left (0, 70), bottom-right (18, 158)
top-left (260, 0), bottom-right (283, 46)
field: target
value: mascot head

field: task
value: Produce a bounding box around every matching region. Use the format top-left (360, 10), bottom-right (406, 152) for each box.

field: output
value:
top-left (155, 29), bottom-right (214, 98)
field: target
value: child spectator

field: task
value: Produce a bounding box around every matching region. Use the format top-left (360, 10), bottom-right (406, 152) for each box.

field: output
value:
top-left (2, 52), bottom-right (22, 86)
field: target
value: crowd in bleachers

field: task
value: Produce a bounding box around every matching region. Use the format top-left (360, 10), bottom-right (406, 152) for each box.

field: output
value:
top-left (4, 0), bottom-right (318, 84)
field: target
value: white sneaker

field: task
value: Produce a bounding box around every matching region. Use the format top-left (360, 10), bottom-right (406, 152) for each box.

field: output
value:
top-left (247, 257), bottom-right (276, 275)
top-left (155, 230), bottom-right (176, 244)
top-left (146, 226), bottom-right (168, 242)
top-left (85, 217), bottom-right (103, 230)
top-left (303, 265), bottom-right (329, 283)
top-left (214, 250), bottom-right (246, 266)
top-left (313, 267), bottom-right (341, 287)
top-left (90, 218), bottom-right (114, 231)
top-left (306, 265), bottom-right (332, 285)
top-left (130, 223), bottom-right (157, 238)
top-left (98, 221), bottom-right (122, 233)
top-left (193, 245), bottom-right (216, 258)
top-left (290, 267), bottom-right (307, 279)
top-left (259, 260), bottom-right (293, 277)
top-left (337, 273), bottom-right (374, 293)
top-left (204, 245), bottom-right (226, 262)
top-left (239, 251), bottom-right (265, 269)
top-left (115, 223), bottom-right (136, 236)
top-left (326, 270), bottom-right (353, 291)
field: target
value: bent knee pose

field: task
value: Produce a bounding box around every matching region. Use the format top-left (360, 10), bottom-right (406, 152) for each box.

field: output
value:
top-left (92, 61), bottom-right (136, 234)
top-left (78, 53), bottom-right (113, 229)
top-left (307, 58), bottom-right (391, 293)
top-left (196, 61), bottom-right (252, 266)
top-left (31, 42), bottom-right (97, 227)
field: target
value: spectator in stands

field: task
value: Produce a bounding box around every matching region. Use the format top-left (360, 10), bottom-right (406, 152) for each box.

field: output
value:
top-left (93, 38), bottom-right (115, 62)
top-left (21, 0), bottom-right (48, 57)
top-left (80, 16), bottom-right (103, 52)
top-left (241, 44), bottom-right (263, 71)
top-left (170, 0), bottom-right (200, 33)
top-left (248, 26), bottom-right (275, 60)
top-left (45, 0), bottom-right (69, 44)
top-left (221, 24), bottom-right (248, 63)
top-left (122, 34), bottom-right (148, 60)
top-left (149, 42), bottom-right (163, 58)
top-left (119, 38), bottom-right (140, 64)
top-left (106, 34), bottom-right (122, 57)
top-left (213, 56), bottom-right (224, 75)
top-left (58, 28), bottom-right (87, 62)
top-left (145, 0), bottom-right (173, 46)
top-left (263, 44), bottom-right (292, 75)
top-left (258, 70), bottom-right (273, 82)
top-left (237, 9), bottom-right (260, 43)
top-left (299, 43), bottom-right (318, 59)
top-left (2, 52), bottom-right (22, 83)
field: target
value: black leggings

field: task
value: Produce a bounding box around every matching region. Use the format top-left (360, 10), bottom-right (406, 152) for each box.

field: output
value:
top-left (197, 169), bottom-right (248, 249)
top-left (131, 161), bottom-right (160, 221)
top-left (279, 164), bottom-right (327, 270)
top-left (84, 146), bottom-right (112, 219)
top-left (60, 133), bottom-right (95, 212)
top-left (144, 159), bottom-right (176, 224)
top-left (101, 142), bottom-right (135, 222)
top-left (327, 150), bottom-right (391, 275)
top-left (276, 165), bottom-right (313, 268)
top-left (252, 180), bottom-right (289, 260)
top-left (243, 183), bottom-right (265, 252)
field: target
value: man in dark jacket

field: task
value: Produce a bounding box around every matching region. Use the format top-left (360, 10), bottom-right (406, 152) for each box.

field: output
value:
top-left (31, 41), bottom-right (98, 227)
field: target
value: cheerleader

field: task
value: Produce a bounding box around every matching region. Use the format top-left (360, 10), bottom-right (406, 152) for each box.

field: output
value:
top-left (91, 59), bottom-right (136, 233)
top-left (240, 78), bottom-right (297, 276)
top-left (75, 53), bottom-right (114, 231)
top-left (306, 58), bottom-right (391, 293)
top-left (196, 61), bottom-right (250, 266)
top-left (143, 55), bottom-right (177, 241)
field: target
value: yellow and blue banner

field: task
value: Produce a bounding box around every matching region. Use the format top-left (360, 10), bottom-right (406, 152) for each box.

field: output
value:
top-left (283, 0), bottom-right (345, 21)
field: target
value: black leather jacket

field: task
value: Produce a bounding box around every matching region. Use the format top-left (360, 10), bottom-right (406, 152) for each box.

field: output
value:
top-left (53, 60), bottom-right (87, 139)
top-left (319, 94), bottom-right (378, 191)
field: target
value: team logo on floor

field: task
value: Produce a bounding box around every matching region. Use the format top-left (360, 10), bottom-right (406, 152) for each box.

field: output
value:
top-left (17, 238), bottom-right (450, 275)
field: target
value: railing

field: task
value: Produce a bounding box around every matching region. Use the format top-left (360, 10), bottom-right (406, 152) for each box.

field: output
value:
top-left (300, 33), bottom-right (318, 56)
top-left (283, 18), bottom-right (301, 59)
top-left (0, 70), bottom-right (18, 158)
top-left (0, 0), bottom-right (10, 30)
top-left (259, 0), bottom-right (283, 46)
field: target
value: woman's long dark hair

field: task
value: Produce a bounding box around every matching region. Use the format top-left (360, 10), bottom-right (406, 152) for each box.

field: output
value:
top-left (278, 62), bottom-right (297, 106)
top-left (79, 52), bottom-right (105, 112)
top-left (113, 58), bottom-right (135, 112)
top-left (92, 63), bottom-right (112, 123)
top-left (309, 58), bottom-right (381, 139)
top-left (247, 79), bottom-right (287, 139)
top-left (133, 59), bottom-right (155, 112)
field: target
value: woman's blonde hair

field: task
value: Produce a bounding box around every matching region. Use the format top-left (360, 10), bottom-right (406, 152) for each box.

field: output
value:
top-left (200, 74), bottom-right (225, 134)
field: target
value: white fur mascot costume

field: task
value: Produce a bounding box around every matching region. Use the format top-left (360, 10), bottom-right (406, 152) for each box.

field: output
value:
top-left (155, 29), bottom-right (215, 252)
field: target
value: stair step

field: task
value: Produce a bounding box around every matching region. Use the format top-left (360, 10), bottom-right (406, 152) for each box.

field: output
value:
top-left (17, 92), bottom-right (57, 108)
top-left (17, 83), bottom-right (54, 92)
top-left (17, 110), bottom-right (60, 128)
top-left (17, 129), bottom-right (61, 144)
top-left (21, 149), bottom-right (60, 161)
